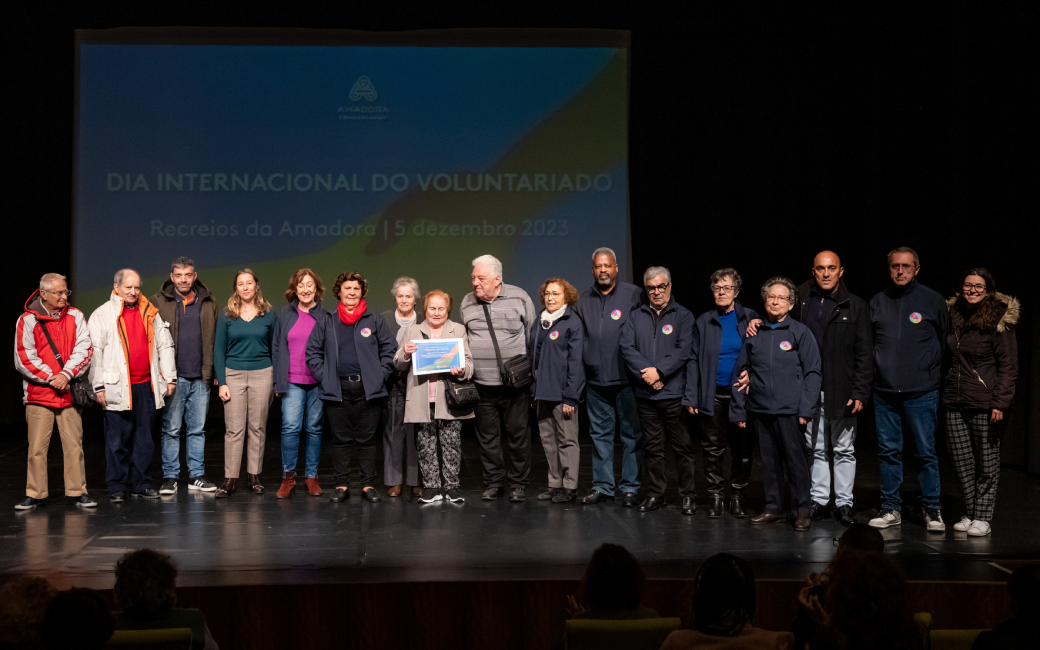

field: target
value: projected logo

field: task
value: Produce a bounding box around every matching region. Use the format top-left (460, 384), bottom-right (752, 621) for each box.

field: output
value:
top-left (350, 76), bottom-right (378, 101)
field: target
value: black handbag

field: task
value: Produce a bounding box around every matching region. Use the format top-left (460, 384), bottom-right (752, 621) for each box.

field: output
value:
top-left (481, 303), bottom-right (533, 389)
top-left (419, 331), bottom-right (478, 409)
top-left (35, 321), bottom-right (96, 408)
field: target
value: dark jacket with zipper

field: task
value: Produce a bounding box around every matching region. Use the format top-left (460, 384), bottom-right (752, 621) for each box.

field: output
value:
top-left (305, 307), bottom-right (397, 401)
top-left (730, 316), bottom-right (822, 422)
top-left (528, 308), bottom-right (585, 406)
top-left (619, 298), bottom-right (694, 401)
top-left (792, 280), bottom-right (873, 418)
top-left (682, 301), bottom-right (759, 416)
top-left (573, 281), bottom-right (644, 387)
top-left (869, 278), bottom-right (950, 394)
top-left (942, 293), bottom-right (1019, 411)
top-left (148, 279), bottom-right (218, 386)
top-left (271, 300), bottom-right (331, 394)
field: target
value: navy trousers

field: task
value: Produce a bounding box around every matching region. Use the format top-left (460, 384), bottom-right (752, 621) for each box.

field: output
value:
top-left (751, 412), bottom-right (811, 518)
top-left (104, 382), bottom-right (156, 494)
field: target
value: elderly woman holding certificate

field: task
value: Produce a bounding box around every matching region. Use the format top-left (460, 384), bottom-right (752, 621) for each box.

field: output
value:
top-left (394, 290), bottom-right (474, 505)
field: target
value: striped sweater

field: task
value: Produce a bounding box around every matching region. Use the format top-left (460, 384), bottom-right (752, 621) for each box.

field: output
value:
top-left (460, 284), bottom-right (537, 385)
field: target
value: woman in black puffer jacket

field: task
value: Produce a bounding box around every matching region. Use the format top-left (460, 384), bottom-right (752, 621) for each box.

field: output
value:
top-left (943, 267), bottom-right (1019, 538)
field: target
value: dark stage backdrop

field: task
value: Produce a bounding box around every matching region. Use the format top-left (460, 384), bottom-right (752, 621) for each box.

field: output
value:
top-left (5, 3), bottom-right (1038, 471)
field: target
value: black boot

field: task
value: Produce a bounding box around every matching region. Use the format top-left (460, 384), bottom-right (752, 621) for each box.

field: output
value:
top-left (728, 496), bottom-right (747, 518)
top-left (707, 497), bottom-right (724, 519)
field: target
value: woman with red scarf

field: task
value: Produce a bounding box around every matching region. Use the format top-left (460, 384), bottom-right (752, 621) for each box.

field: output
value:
top-left (306, 271), bottom-right (397, 503)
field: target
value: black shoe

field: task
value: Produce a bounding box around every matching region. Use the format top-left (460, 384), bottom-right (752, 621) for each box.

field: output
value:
top-left (110, 492), bottom-right (126, 503)
top-left (71, 494), bottom-right (97, 508)
top-left (362, 487), bottom-right (381, 503)
top-left (621, 492), bottom-right (639, 508)
top-left (417, 488), bottom-right (443, 504)
top-left (581, 490), bottom-right (614, 505)
top-left (809, 502), bottom-right (829, 521)
top-left (538, 487), bottom-right (560, 501)
top-left (552, 488), bottom-right (575, 503)
top-left (329, 487), bottom-right (349, 502)
top-left (729, 497), bottom-right (748, 518)
top-left (188, 476), bottom-right (218, 492)
top-left (707, 498), bottom-right (724, 519)
top-left (481, 487), bottom-right (504, 501)
top-left (681, 497), bottom-right (696, 516)
top-left (15, 496), bottom-right (44, 510)
top-left (638, 496), bottom-right (664, 512)
top-left (445, 488), bottom-right (465, 503)
top-left (509, 487), bottom-right (526, 502)
top-left (132, 489), bottom-right (160, 499)
top-left (837, 505), bottom-right (855, 527)
top-left (159, 478), bottom-right (177, 495)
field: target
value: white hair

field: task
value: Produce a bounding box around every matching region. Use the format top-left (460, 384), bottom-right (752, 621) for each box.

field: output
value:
top-left (39, 273), bottom-right (67, 291)
top-left (113, 269), bottom-right (140, 286)
top-left (390, 276), bottom-right (420, 300)
top-left (643, 266), bottom-right (671, 285)
top-left (591, 247), bottom-right (617, 264)
top-left (472, 254), bottom-right (503, 279)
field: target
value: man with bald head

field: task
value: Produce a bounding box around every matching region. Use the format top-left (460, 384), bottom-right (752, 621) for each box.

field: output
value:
top-left (88, 269), bottom-right (176, 502)
top-left (791, 251), bottom-right (872, 526)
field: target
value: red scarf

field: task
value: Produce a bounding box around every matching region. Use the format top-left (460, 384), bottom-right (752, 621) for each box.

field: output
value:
top-left (337, 299), bottom-right (367, 325)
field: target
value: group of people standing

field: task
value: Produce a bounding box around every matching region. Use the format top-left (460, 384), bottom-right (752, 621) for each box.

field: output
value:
top-left (14, 246), bottom-right (1018, 537)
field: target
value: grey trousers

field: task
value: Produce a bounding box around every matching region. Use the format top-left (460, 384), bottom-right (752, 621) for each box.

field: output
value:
top-left (537, 400), bottom-right (580, 490)
top-left (382, 384), bottom-right (418, 486)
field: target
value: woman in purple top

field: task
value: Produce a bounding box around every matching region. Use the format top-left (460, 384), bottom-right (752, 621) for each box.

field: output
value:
top-left (271, 269), bottom-right (329, 498)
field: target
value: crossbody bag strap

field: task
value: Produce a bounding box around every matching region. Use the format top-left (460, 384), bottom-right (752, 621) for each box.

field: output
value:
top-left (481, 302), bottom-right (506, 377)
top-left (35, 320), bottom-right (66, 370)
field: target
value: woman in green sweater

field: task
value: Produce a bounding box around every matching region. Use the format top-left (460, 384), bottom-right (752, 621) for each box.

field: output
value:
top-left (214, 269), bottom-right (276, 497)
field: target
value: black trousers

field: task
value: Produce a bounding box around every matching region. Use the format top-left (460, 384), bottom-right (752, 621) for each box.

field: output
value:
top-left (473, 383), bottom-right (531, 489)
top-left (751, 413), bottom-right (811, 517)
top-left (637, 398), bottom-right (697, 499)
top-left (697, 394), bottom-right (754, 497)
top-left (325, 378), bottom-right (383, 488)
top-left (104, 382), bottom-right (156, 493)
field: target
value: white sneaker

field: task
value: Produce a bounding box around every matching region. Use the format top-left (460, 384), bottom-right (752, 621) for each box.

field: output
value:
top-left (869, 509), bottom-right (901, 528)
top-left (953, 516), bottom-right (972, 532)
top-left (967, 520), bottom-right (991, 537)
top-left (924, 508), bottom-right (946, 532)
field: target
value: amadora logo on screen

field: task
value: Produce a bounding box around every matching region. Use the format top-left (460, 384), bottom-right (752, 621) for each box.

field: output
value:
top-left (350, 76), bottom-right (378, 101)
top-left (340, 75), bottom-right (388, 120)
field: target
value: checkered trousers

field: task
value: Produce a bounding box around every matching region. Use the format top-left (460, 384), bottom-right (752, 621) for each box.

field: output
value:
top-left (945, 409), bottom-right (1002, 522)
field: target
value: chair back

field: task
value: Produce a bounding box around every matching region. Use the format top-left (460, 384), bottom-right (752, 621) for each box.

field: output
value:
top-left (106, 627), bottom-right (193, 650)
top-left (563, 617), bottom-right (681, 650)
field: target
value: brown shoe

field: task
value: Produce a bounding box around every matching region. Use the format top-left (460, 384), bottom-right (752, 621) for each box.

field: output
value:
top-left (793, 517), bottom-right (812, 531)
top-left (275, 471), bottom-right (296, 499)
top-left (749, 512), bottom-right (786, 525)
top-left (387, 484), bottom-right (402, 497)
top-left (412, 486), bottom-right (423, 497)
top-left (248, 474), bottom-right (264, 494)
top-left (215, 478), bottom-right (236, 498)
top-left (305, 478), bottom-right (322, 496)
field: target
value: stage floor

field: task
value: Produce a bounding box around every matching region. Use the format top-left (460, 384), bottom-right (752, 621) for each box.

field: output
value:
top-left (2, 420), bottom-right (1037, 590)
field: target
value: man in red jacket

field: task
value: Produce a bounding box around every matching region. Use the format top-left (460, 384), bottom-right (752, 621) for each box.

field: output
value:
top-left (13, 273), bottom-right (95, 509)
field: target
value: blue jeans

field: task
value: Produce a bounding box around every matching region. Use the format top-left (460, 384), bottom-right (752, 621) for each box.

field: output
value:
top-left (873, 389), bottom-right (940, 511)
top-left (160, 377), bottom-right (210, 479)
top-left (806, 391), bottom-right (857, 508)
top-left (281, 383), bottom-right (323, 477)
top-left (586, 384), bottom-right (642, 494)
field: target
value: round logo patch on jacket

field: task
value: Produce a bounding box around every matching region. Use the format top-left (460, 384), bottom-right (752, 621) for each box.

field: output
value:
top-left (360, 328), bottom-right (372, 337)
top-left (662, 324), bottom-right (673, 335)
top-left (549, 330), bottom-right (560, 340)
top-left (909, 312), bottom-right (923, 324)
top-left (611, 309), bottom-right (622, 320)
top-left (779, 341), bottom-right (793, 351)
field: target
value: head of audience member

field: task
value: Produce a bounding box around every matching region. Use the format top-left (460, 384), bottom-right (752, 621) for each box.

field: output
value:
top-left (709, 268), bottom-right (742, 312)
top-left (1007, 563), bottom-right (1040, 620)
top-left (591, 247), bottom-right (619, 292)
top-left (761, 277), bottom-right (797, 323)
top-left (38, 273), bottom-right (69, 316)
top-left (887, 246), bottom-right (920, 287)
top-left (580, 544), bottom-right (645, 613)
top-left (812, 251), bottom-right (844, 294)
top-left (113, 549), bottom-right (178, 615)
top-left (286, 268), bottom-right (324, 310)
top-left (815, 551), bottom-right (923, 650)
top-left (691, 553), bottom-right (756, 637)
top-left (113, 269), bottom-right (142, 307)
top-left (227, 269), bottom-right (270, 319)
top-left (169, 257), bottom-right (197, 298)
top-left (540, 278), bottom-right (578, 315)
top-left (643, 266), bottom-right (672, 310)
top-left (334, 271), bottom-right (368, 312)
top-left (834, 523), bottom-right (885, 558)
top-left (471, 254), bottom-right (503, 302)
top-left (40, 588), bottom-right (113, 650)
top-left (391, 277), bottom-right (420, 318)
top-left (423, 290), bottom-right (453, 328)
top-left (0, 576), bottom-right (57, 649)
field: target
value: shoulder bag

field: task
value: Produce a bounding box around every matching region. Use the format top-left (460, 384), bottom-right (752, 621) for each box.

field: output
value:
top-left (420, 331), bottom-right (479, 409)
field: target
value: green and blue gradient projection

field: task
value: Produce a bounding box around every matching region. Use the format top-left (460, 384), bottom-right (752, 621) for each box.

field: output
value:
top-left (76, 44), bottom-right (629, 312)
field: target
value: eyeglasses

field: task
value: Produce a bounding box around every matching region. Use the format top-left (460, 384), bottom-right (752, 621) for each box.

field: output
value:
top-left (711, 285), bottom-right (737, 295)
top-left (766, 296), bottom-right (790, 304)
top-left (962, 283), bottom-right (987, 293)
top-left (42, 289), bottom-right (72, 297)
top-left (890, 263), bottom-right (918, 272)
top-left (645, 282), bottom-right (670, 294)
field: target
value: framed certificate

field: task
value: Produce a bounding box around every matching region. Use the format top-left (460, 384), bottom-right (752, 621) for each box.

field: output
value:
top-left (410, 338), bottom-right (466, 376)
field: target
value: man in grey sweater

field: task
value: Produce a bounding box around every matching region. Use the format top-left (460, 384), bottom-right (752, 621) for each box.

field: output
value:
top-left (460, 254), bottom-right (538, 501)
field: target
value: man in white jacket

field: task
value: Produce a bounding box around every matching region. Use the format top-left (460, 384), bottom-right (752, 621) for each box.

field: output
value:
top-left (88, 269), bottom-right (176, 502)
